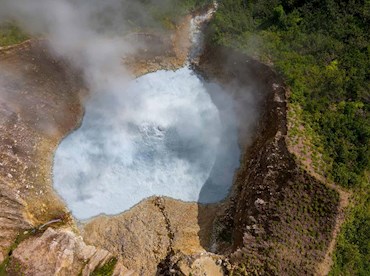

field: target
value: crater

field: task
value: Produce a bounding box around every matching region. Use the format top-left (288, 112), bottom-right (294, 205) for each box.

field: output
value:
top-left (0, 4), bottom-right (342, 276)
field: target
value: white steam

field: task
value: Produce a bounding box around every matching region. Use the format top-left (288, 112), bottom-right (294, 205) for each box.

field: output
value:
top-left (0, 0), bottom-right (136, 89)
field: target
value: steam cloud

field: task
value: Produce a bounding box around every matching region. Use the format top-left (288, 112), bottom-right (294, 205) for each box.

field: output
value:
top-left (0, 0), bottom-right (260, 220)
top-left (0, 0), bottom-right (143, 89)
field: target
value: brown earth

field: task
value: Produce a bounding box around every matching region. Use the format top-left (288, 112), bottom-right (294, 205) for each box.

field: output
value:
top-left (0, 17), bottom-right (343, 276)
top-left (82, 197), bottom-right (220, 275)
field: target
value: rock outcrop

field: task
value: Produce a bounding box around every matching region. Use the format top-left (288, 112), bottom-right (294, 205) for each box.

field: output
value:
top-left (10, 228), bottom-right (133, 276)
top-left (0, 180), bottom-right (30, 264)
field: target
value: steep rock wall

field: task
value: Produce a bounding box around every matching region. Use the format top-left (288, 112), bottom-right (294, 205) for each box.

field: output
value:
top-left (197, 45), bottom-right (340, 275)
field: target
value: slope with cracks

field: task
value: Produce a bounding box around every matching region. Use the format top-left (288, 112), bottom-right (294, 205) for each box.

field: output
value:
top-left (154, 197), bottom-right (177, 275)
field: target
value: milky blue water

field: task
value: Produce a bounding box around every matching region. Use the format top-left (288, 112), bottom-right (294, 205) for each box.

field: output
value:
top-left (53, 67), bottom-right (240, 220)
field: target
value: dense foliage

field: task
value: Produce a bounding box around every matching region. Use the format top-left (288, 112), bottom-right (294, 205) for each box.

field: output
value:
top-left (209, 0), bottom-right (369, 274)
top-left (211, 0), bottom-right (369, 188)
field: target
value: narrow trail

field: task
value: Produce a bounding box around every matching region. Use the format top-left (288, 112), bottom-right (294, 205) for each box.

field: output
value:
top-left (316, 183), bottom-right (351, 276)
top-left (286, 122), bottom-right (352, 275)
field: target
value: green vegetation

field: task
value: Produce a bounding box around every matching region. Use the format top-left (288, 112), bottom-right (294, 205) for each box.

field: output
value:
top-left (330, 189), bottom-right (370, 275)
top-left (210, 0), bottom-right (369, 188)
top-left (91, 258), bottom-right (118, 276)
top-left (208, 0), bottom-right (369, 275)
top-left (0, 22), bottom-right (28, 47)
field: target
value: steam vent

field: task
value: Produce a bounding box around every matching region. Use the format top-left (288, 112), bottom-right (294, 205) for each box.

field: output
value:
top-left (2, 0), bottom-right (367, 275)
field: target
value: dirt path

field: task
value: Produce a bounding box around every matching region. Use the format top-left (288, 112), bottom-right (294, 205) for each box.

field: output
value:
top-left (315, 183), bottom-right (351, 276)
top-left (285, 108), bottom-right (352, 275)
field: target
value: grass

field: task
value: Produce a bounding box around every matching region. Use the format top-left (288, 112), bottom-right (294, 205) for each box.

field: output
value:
top-left (330, 185), bottom-right (370, 276)
top-left (91, 258), bottom-right (118, 276)
top-left (286, 102), bottom-right (331, 179)
top-left (0, 23), bottom-right (28, 47)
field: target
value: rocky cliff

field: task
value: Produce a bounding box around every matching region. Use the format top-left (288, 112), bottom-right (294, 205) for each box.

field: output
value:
top-left (196, 45), bottom-right (340, 275)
